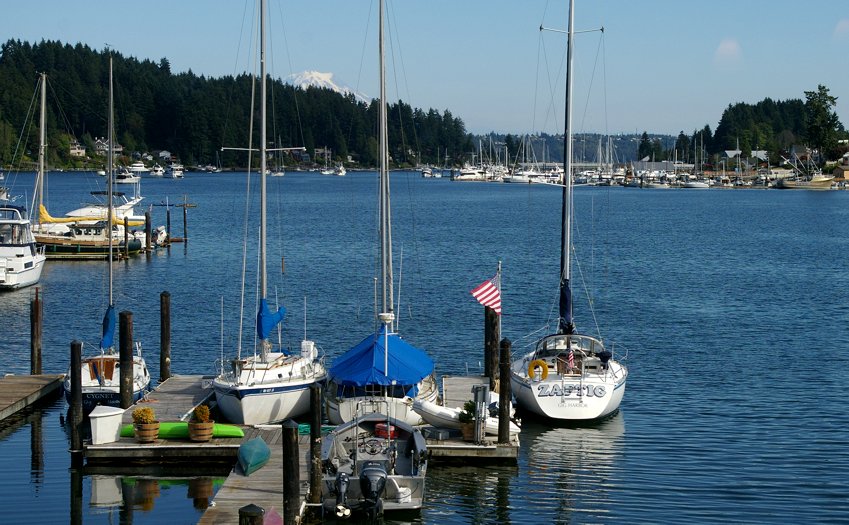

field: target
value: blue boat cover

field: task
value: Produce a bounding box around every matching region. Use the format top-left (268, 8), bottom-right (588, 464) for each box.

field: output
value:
top-left (256, 298), bottom-right (285, 340)
top-left (100, 305), bottom-right (116, 350)
top-left (328, 325), bottom-right (434, 387)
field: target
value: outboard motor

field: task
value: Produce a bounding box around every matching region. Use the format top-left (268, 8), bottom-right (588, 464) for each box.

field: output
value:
top-left (334, 472), bottom-right (352, 519)
top-left (359, 461), bottom-right (387, 518)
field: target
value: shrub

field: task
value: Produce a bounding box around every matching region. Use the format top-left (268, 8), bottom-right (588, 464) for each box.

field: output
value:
top-left (192, 404), bottom-right (211, 423)
top-left (132, 406), bottom-right (155, 425)
top-left (458, 400), bottom-right (476, 424)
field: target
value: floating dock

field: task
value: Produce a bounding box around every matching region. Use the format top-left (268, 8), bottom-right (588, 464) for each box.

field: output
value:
top-left (0, 374), bottom-right (64, 422)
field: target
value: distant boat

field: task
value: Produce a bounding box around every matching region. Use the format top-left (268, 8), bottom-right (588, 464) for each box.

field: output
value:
top-left (113, 167), bottom-right (140, 184)
top-left (128, 161), bottom-right (148, 173)
top-left (165, 163), bottom-right (184, 179)
top-left (61, 56), bottom-right (151, 412)
top-left (0, 195), bottom-right (45, 290)
top-left (149, 163), bottom-right (165, 177)
top-left (334, 164), bottom-right (346, 176)
top-left (510, 0), bottom-right (628, 422)
top-left (212, 0), bottom-right (326, 426)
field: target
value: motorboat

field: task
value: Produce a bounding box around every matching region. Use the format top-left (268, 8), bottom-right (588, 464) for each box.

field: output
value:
top-left (0, 196), bottom-right (45, 290)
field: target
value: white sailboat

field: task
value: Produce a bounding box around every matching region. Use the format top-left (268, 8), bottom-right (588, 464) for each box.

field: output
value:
top-left (324, 0), bottom-right (438, 427)
top-left (213, 0), bottom-right (326, 426)
top-left (510, 0), bottom-right (628, 421)
top-left (62, 56), bottom-right (151, 412)
top-left (0, 74), bottom-right (46, 290)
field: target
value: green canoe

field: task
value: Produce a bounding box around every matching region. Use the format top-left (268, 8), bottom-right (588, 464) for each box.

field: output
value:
top-left (119, 421), bottom-right (245, 439)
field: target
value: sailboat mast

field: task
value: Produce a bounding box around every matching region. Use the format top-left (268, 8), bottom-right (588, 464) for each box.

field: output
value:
top-left (379, 0), bottom-right (394, 330)
top-left (559, 0), bottom-right (575, 335)
top-left (38, 73), bottom-right (46, 215)
top-left (107, 55), bottom-right (114, 304)
top-left (259, 0), bottom-right (268, 301)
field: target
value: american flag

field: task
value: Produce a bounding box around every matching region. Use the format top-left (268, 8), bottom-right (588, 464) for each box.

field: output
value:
top-left (568, 347), bottom-right (575, 369)
top-left (471, 275), bottom-right (501, 315)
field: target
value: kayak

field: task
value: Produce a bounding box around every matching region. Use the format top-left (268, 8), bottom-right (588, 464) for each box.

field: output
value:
top-left (238, 437), bottom-right (270, 476)
top-left (119, 421), bottom-right (245, 439)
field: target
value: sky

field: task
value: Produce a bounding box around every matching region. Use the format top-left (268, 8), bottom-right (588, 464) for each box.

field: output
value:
top-left (2, 0), bottom-right (848, 135)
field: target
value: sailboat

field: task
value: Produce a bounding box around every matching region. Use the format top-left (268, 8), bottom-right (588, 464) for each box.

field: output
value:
top-left (62, 57), bottom-right (151, 412)
top-left (510, 0), bottom-right (628, 421)
top-left (324, 0), bottom-right (438, 428)
top-left (320, 3), bottom-right (429, 519)
top-left (0, 75), bottom-right (47, 290)
top-left (31, 76), bottom-right (143, 260)
top-left (212, 0), bottom-right (326, 426)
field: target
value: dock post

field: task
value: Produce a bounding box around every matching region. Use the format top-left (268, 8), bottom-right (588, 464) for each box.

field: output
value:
top-left (166, 208), bottom-right (171, 246)
top-left (30, 288), bottom-right (42, 375)
top-left (498, 338), bottom-right (512, 444)
top-left (182, 197), bottom-right (188, 242)
top-left (160, 291), bottom-right (171, 382)
top-left (70, 340), bottom-right (83, 468)
top-left (308, 383), bottom-right (322, 504)
top-left (124, 217), bottom-right (129, 259)
top-left (238, 503), bottom-right (264, 525)
top-left (119, 311), bottom-right (134, 409)
top-left (282, 419), bottom-right (300, 524)
top-left (484, 306), bottom-right (500, 392)
top-left (145, 211), bottom-right (152, 252)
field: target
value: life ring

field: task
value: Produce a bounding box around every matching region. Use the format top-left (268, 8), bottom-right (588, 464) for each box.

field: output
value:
top-left (528, 359), bottom-right (548, 381)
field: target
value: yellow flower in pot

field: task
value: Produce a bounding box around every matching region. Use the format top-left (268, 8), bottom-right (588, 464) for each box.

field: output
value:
top-left (132, 406), bottom-right (159, 443)
top-left (188, 404), bottom-right (214, 442)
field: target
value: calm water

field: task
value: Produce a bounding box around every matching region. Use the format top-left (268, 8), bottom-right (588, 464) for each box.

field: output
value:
top-left (1, 170), bottom-right (848, 523)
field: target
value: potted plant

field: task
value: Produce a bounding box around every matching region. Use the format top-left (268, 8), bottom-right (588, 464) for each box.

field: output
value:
top-left (188, 404), bottom-right (214, 442)
top-left (458, 400), bottom-right (476, 441)
top-left (132, 406), bottom-right (159, 443)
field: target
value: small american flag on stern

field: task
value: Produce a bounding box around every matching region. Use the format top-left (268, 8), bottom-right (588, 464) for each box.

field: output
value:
top-left (471, 275), bottom-right (501, 315)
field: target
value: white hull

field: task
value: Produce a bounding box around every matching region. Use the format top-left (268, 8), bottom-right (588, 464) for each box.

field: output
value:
top-left (510, 334), bottom-right (627, 421)
top-left (0, 255), bottom-right (44, 289)
top-left (213, 345), bottom-right (325, 425)
top-left (325, 375), bottom-right (438, 426)
top-left (0, 204), bottom-right (46, 289)
top-left (412, 398), bottom-right (520, 435)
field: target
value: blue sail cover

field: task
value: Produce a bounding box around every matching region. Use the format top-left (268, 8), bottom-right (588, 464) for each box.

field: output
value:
top-left (256, 298), bottom-right (286, 340)
top-left (329, 325), bottom-right (434, 387)
top-left (100, 305), bottom-right (116, 350)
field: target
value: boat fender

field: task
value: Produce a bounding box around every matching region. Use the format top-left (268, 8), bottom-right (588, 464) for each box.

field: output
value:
top-left (528, 359), bottom-right (548, 381)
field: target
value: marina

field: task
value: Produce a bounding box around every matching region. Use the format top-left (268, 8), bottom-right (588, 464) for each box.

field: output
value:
top-left (0, 171), bottom-right (848, 522)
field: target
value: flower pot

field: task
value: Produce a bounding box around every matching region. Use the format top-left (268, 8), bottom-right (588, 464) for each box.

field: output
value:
top-left (134, 421), bottom-right (160, 443)
top-left (460, 422), bottom-right (475, 442)
top-left (188, 421), bottom-right (215, 442)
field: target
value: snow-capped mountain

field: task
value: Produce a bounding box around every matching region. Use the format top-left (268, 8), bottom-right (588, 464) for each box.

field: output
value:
top-left (283, 71), bottom-right (370, 104)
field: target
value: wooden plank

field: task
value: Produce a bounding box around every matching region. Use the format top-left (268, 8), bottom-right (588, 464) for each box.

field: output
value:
top-left (121, 374), bottom-right (213, 423)
top-left (0, 374), bottom-right (64, 421)
top-left (442, 375), bottom-right (488, 409)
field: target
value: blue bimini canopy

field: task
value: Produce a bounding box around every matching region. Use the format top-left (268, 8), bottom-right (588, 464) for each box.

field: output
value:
top-left (328, 325), bottom-right (434, 387)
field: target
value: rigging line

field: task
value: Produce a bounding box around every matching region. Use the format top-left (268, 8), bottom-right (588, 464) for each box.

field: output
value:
top-left (386, 0), bottom-right (420, 165)
top-left (220, 0), bottom-right (254, 162)
top-left (577, 32), bottom-right (605, 135)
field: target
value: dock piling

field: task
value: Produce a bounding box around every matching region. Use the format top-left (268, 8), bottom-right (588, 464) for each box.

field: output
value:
top-left (238, 504), bottom-right (264, 525)
top-left (308, 383), bottom-right (322, 504)
top-left (30, 288), bottom-right (42, 375)
top-left (160, 291), bottom-right (171, 382)
top-left (123, 217), bottom-right (129, 259)
top-left (282, 419), bottom-right (300, 524)
top-left (145, 211), bottom-right (152, 253)
top-left (484, 306), bottom-right (500, 392)
top-left (166, 208), bottom-right (171, 246)
top-left (70, 340), bottom-right (83, 467)
top-left (498, 338), bottom-right (512, 444)
top-left (119, 311), bottom-right (133, 409)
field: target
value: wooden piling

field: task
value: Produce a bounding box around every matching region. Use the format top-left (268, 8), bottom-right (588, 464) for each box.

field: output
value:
top-left (484, 306), bottom-right (500, 391)
top-left (309, 383), bottom-right (322, 504)
top-left (282, 419), bottom-right (300, 524)
top-left (145, 211), bottom-right (152, 252)
top-left (238, 504), bottom-right (264, 525)
top-left (166, 209), bottom-right (171, 246)
top-left (119, 311), bottom-right (133, 409)
top-left (182, 198), bottom-right (188, 242)
top-left (160, 291), bottom-right (171, 382)
top-left (123, 217), bottom-right (129, 259)
top-left (30, 288), bottom-right (42, 375)
top-left (70, 340), bottom-right (83, 466)
top-left (498, 338), bottom-right (512, 444)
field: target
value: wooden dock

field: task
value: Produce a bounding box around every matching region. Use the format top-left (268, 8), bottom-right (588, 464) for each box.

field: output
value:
top-left (120, 374), bottom-right (214, 424)
top-left (198, 428), bottom-right (311, 524)
top-left (0, 374), bottom-right (64, 422)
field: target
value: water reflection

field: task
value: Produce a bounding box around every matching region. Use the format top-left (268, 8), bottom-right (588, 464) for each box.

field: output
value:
top-left (520, 412), bottom-right (625, 522)
top-left (423, 464), bottom-right (518, 524)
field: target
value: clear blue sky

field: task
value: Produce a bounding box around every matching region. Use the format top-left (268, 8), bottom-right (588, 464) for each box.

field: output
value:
top-left (2, 0), bottom-right (847, 135)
